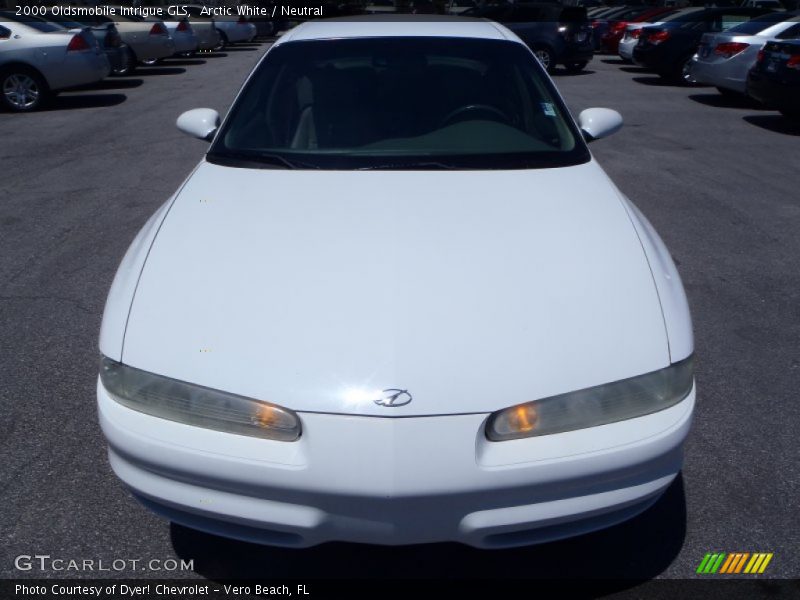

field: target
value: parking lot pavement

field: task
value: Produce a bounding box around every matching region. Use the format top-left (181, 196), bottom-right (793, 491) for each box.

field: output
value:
top-left (1, 47), bottom-right (798, 585)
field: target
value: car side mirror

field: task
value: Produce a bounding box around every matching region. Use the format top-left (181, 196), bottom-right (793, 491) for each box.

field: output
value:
top-left (176, 108), bottom-right (220, 141)
top-left (578, 108), bottom-right (623, 142)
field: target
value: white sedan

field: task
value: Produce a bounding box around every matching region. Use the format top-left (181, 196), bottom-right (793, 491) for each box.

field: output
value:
top-left (98, 18), bottom-right (695, 548)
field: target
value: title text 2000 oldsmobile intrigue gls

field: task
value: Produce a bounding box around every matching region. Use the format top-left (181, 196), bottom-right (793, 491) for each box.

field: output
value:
top-left (97, 17), bottom-right (695, 548)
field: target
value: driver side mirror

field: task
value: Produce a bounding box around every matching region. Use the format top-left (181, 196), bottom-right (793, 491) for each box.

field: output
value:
top-left (578, 108), bottom-right (623, 142)
top-left (177, 108), bottom-right (220, 141)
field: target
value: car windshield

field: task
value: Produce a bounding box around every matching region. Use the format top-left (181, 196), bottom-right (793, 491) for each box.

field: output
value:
top-left (209, 37), bottom-right (588, 170)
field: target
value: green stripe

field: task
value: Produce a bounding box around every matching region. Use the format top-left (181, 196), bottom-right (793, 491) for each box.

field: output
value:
top-left (703, 554), bottom-right (718, 574)
top-left (697, 554), bottom-right (713, 574)
top-left (710, 553), bottom-right (726, 573)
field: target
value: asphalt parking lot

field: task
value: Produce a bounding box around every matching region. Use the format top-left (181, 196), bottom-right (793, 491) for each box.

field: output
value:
top-left (1, 40), bottom-right (798, 587)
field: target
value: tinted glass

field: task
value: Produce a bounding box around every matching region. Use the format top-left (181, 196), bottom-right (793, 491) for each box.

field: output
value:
top-left (777, 22), bottom-right (800, 38)
top-left (210, 37), bottom-right (588, 170)
top-left (727, 12), bottom-right (793, 33)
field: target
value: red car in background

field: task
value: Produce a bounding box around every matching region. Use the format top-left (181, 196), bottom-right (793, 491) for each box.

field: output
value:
top-left (600, 7), bottom-right (677, 54)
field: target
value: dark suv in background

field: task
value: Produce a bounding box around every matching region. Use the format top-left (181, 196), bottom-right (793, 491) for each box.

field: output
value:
top-left (465, 3), bottom-right (594, 73)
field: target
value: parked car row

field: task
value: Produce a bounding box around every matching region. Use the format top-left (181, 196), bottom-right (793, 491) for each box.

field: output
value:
top-left (463, 3), bottom-right (595, 73)
top-left (0, 7), bottom-right (261, 112)
top-left (597, 5), bottom-right (800, 119)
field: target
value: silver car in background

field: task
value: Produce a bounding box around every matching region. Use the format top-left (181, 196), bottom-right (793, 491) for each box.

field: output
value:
top-left (182, 16), bottom-right (220, 51)
top-left (0, 16), bottom-right (109, 111)
top-left (77, 8), bottom-right (175, 66)
top-left (178, 5), bottom-right (228, 50)
top-left (212, 15), bottom-right (257, 45)
top-left (146, 16), bottom-right (199, 57)
top-left (691, 12), bottom-right (800, 95)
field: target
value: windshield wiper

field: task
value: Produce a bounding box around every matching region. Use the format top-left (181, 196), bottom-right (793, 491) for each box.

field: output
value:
top-left (207, 150), bottom-right (320, 170)
top-left (357, 161), bottom-right (460, 171)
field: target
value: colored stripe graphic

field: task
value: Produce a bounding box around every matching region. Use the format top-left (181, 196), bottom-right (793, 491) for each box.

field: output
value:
top-left (759, 554), bottom-right (774, 573)
top-left (710, 553), bottom-right (726, 573)
top-left (698, 553), bottom-right (727, 574)
top-left (744, 553), bottom-right (774, 574)
top-left (700, 552), bottom-right (774, 575)
top-left (719, 554), bottom-right (736, 574)
top-left (696, 554), bottom-right (712, 574)
top-left (721, 553), bottom-right (748, 573)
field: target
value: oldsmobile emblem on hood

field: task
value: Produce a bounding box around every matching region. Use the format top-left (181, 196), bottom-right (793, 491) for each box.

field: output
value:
top-left (374, 389), bottom-right (412, 407)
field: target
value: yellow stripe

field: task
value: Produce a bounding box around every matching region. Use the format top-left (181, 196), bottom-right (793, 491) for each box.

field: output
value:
top-left (744, 554), bottom-right (760, 573)
top-left (720, 554), bottom-right (736, 574)
top-left (750, 552), bottom-right (766, 573)
top-left (758, 553), bottom-right (774, 574)
top-left (734, 553), bottom-right (749, 573)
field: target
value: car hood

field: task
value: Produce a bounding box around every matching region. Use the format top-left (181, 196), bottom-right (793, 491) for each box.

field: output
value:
top-left (122, 160), bottom-right (670, 416)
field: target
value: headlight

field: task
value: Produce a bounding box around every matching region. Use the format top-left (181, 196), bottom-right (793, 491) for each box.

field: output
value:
top-left (100, 357), bottom-right (301, 441)
top-left (486, 356), bottom-right (693, 441)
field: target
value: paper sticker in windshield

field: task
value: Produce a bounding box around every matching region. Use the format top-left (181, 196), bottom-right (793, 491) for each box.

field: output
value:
top-left (541, 103), bottom-right (557, 117)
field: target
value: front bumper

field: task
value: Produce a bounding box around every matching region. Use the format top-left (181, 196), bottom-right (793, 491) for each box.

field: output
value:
top-left (98, 379), bottom-right (694, 548)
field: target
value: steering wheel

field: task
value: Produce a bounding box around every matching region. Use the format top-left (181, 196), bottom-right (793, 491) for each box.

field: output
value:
top-left (439, 104), bottom-right (511, 128)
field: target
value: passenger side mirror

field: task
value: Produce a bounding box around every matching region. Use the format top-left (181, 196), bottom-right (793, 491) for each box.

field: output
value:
top-left (578, 108), bottom-right (623, 142)
top-left (176, 108), bottom-right (220, 141)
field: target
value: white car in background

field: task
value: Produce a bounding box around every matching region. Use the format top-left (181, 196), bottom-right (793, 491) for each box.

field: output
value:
top-left (98, 18), bottom-right (695, 548)
top-left (0, 17), bottom-right (109, 112)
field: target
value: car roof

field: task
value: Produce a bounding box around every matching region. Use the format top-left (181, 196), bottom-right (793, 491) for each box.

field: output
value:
top-left (276, 15), bottom-right (515, 45)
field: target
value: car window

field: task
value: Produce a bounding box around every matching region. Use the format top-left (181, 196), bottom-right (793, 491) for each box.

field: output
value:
top-left (719, 13), bottom-right (751, 31)
top-left (0, 24), bottom-right (9, 39)
top-left (777, 22), bottom-right (800, 39)
top-left (726, 12), bottom-right (794, 34)
top-left (210, 37), bottom-right (589, 170)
